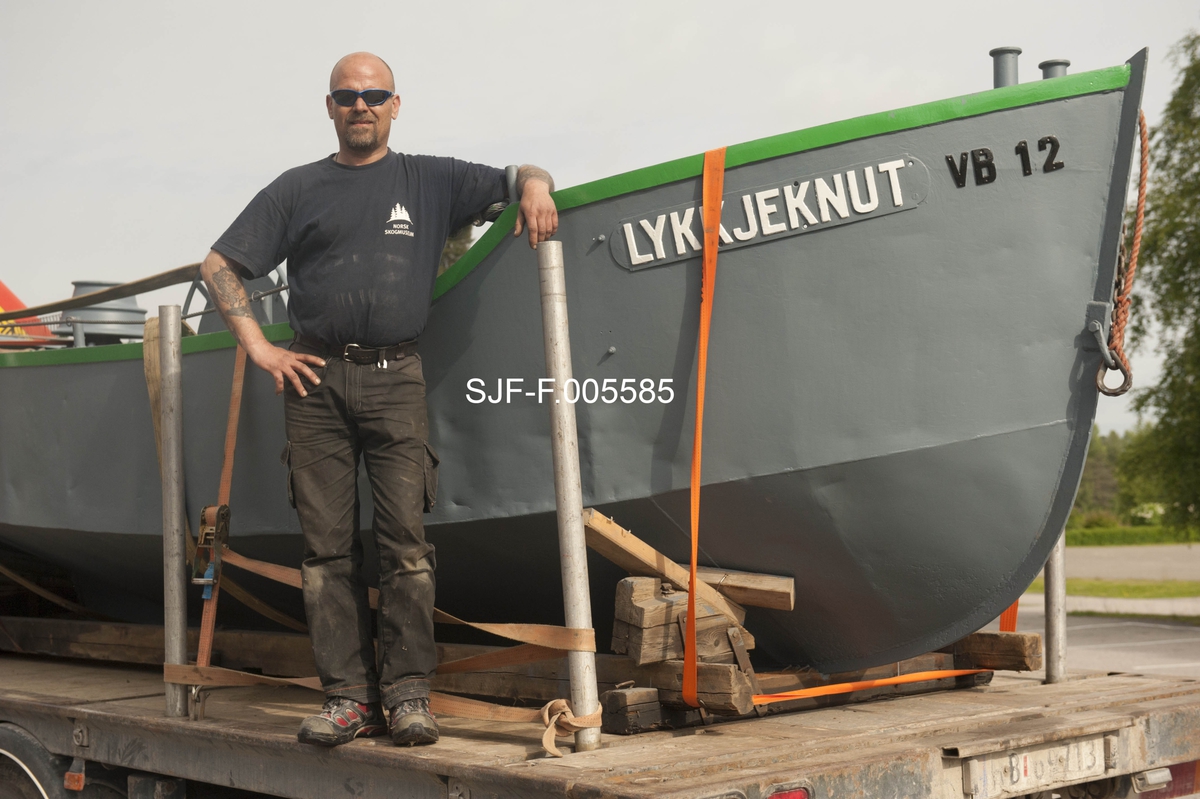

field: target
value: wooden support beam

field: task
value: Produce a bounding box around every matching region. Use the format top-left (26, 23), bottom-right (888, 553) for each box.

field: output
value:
top-left (939, 631), bottom-right (1043, 671)
top-left (582, 509), bottom-right (745, 624)
top-left (696, 567), bottom-right (794, 611)
top-left (754, 652), bottom-right (956, 693)
top-left (0, 616), bottom-right (316, 676)
top-left (431, 644), bottom-right (637, 704)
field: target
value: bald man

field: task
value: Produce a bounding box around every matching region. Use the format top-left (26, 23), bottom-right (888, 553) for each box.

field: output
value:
top-left (200, 52), bottom-right (557, 747)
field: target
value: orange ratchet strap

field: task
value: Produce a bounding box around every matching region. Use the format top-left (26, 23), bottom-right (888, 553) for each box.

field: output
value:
top-left (999, 599), bottom-right (1019, 632)
top-left (684, 147), bottom-right (727, 708)
top-left (196, 345), bottom-right (247, 668)
top-left (752, 669), bottom-right (988, 705)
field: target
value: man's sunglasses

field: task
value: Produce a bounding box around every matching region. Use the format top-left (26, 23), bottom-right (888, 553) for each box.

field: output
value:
top-left (329, 89), bottom-right (394, 107)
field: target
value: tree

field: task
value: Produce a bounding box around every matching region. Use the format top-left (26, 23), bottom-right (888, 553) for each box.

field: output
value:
top-left (1070, 427), bottom-right (1122, 527)
top-left (1115, 425), bottom-right (1169, 525)
top-left (438, 225), bottom-right (476, 276)
top-left (1125, 33), bottom-right (1200, 538)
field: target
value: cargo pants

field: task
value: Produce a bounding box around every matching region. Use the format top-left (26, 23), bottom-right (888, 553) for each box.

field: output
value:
top-left (283, 340), bottom-right (439, 709)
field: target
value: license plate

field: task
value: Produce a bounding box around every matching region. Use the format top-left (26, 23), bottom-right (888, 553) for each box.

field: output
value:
top-left (963, 734), bottom-right (1106, 798)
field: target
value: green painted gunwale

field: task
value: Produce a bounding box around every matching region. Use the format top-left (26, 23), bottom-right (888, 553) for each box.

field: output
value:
top-left (0, 64), bottom-right (1130, 370)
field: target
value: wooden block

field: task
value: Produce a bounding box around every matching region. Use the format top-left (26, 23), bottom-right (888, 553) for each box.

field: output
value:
top-left (602, 703), bottom-right (668, 735)
top-left (583, 509), bottom-right (745, 624)
top-left (601, 687), bottom-right (670, 735)
top-left (614, 576), bottom-right (725, 628)
top-left (940, 631), bottom-right (1042, 671)
top-left (695, 566), bottom-right (795, 611)
top-left (614, 616), bottom-right (750, 666)
top-left (601, 686), bottom-right (660, 711)
top-left (652, 660), bottom-right (755, 715)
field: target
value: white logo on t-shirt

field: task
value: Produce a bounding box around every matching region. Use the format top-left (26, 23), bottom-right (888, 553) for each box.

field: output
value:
top-left (385, 203), bottom-right (414, 237)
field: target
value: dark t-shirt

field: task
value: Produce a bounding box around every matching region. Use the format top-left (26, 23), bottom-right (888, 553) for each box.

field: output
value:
top-left (213, 151), bottom-right (505, 347)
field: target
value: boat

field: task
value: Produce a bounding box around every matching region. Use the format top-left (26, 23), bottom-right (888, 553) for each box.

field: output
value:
top-left (0, 50), bottom-right (1146, 672)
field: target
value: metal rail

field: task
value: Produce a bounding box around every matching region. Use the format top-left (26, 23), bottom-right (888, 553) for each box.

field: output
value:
top-left (0, 263), bottom-right (199, 324)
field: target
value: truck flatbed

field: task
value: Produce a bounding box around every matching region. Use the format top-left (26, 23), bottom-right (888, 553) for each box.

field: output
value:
top-left (2, 652), bottom-right (1198, 798)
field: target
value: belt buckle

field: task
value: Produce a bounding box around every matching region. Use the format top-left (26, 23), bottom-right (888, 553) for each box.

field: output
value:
top-left (342, 343), bottom-right (365, 362)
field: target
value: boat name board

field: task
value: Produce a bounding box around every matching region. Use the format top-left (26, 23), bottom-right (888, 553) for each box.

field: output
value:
top-left (610, 155), bottom-right (930, 271)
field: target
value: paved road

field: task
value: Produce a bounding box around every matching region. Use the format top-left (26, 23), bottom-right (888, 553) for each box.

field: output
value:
top-left (1063, 543), bottom-right (1200, 580)
top-left (983, 602), bottom-right (1200, 679)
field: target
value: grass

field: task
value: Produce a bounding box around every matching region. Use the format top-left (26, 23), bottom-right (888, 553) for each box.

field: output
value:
top-left (1065, 526), bottom-right (1199, 546)
top-left (1068, 611), bottom-right (1200, 627)
top-left (1027, 577), bottom-right (1200, 598)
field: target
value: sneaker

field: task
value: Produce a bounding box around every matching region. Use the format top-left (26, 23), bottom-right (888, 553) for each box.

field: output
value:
top-left (297, 697), bottom-right (386, 746)
top-left (388, 697), bottom-right (439, 746)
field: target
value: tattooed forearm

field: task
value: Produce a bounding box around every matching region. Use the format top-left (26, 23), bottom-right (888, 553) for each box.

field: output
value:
top-left (207, 262), bottom-right (255, 320)
top-left (516, 164), bottom-right (554, 195)
top-left (197, 250), bottom-right (275, 359)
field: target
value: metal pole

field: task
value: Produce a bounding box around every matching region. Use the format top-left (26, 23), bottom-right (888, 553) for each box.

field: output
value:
top-left (159, 305), bottom-right (189, 717)
top-left (989, 46), bottom-right (1022, 88)
top-left (1044, 531), bottom-right (1067, 683)
top-left (71, 320), bottom-right (85, 349)
top-left (537, 241), bottom-right (602, 752)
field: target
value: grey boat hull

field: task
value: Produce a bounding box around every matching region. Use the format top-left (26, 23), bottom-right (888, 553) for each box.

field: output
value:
top-left (0, 54), bottom-right (1145, 671)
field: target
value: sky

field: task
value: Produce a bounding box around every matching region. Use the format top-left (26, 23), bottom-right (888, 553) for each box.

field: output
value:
top-left (1, 0), bottom-right (1195, 432)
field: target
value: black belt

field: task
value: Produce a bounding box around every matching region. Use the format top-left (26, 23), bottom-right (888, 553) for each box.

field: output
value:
top-left (294, 334), bottom-right (417, 366)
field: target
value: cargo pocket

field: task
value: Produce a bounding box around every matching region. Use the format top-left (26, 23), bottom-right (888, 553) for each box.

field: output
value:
top-left (422, 442), bottom-right (439, 513)
top-left (280, 441), bottom-right (296, 509)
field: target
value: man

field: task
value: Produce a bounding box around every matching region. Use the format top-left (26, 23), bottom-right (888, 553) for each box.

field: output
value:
top-left (200, 52), bottom-right (557, 747)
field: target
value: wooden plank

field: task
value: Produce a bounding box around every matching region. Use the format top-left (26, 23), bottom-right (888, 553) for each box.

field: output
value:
top-left (696, 566), bottom-right (795, 611)
top-left (755, 652), bottom-right (956, 693)
top-left (940, 631), bottom-right (1043, 671)
top-left (582, 509), bottom-right (745, 624)
top-left (726, 627), bottom-right (761, 695)
top-left (431, 644), bottom-right (647, 703)
top-left (757, 671), bottom-right (995, 715)
top-left (0, 617), bottom-right (316, 676)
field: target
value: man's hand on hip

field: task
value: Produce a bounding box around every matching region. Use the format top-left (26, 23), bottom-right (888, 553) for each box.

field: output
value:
top-left (513, 166), bottom-right (558, 249)
top-left (246, 339), bottom-right (326, 397)
top-left (201, 249), bottom-right (325, 396)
